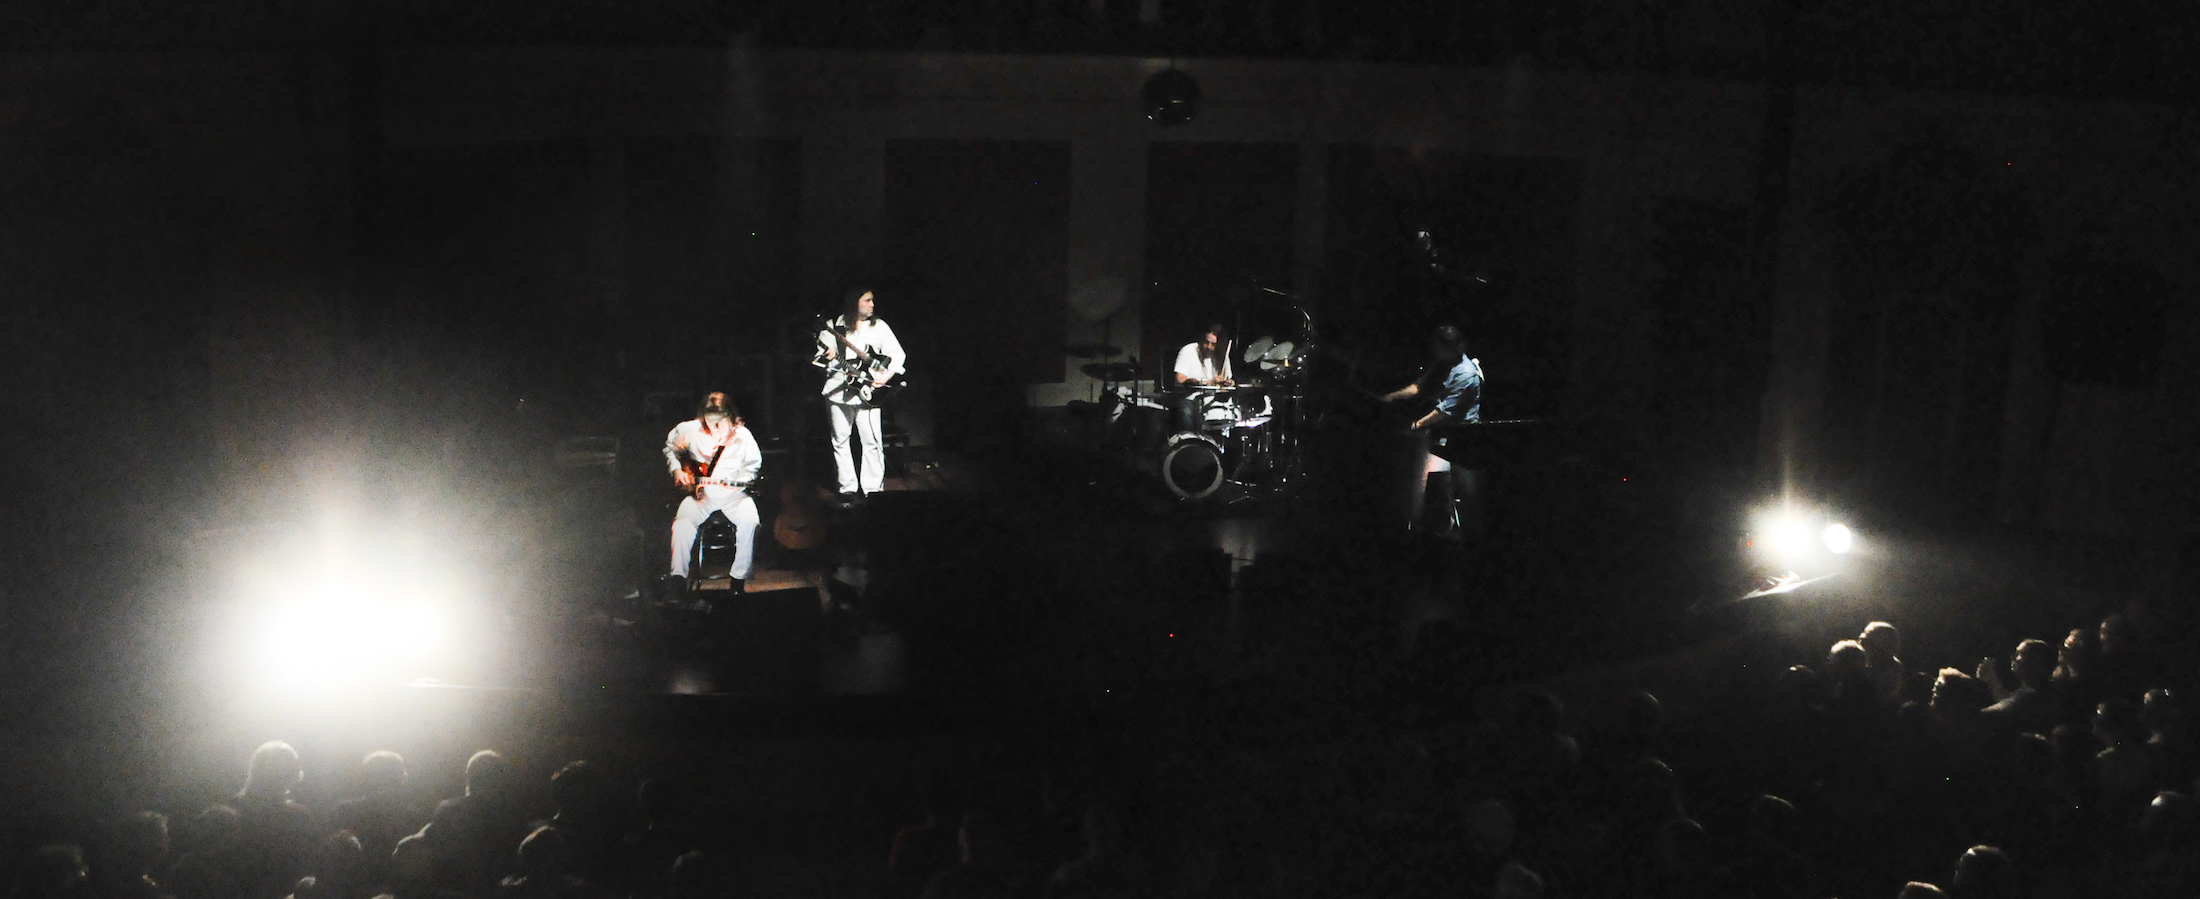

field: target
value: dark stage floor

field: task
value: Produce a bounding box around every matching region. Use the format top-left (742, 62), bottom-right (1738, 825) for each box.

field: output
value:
top-left (399, 420), bottom-right (1727, 718)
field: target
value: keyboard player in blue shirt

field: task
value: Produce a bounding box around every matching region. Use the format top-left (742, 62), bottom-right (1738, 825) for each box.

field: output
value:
top-left (1381, 324), bottom-right (1485, 533)
top-left (1380, 324), bottom-right (1482, 429)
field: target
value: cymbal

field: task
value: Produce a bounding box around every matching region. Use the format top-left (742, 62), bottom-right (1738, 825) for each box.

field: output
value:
top-left (1080, 362), bottom-right (1142, 381)
top-left (1065, 343), bottom-right (1122, 358)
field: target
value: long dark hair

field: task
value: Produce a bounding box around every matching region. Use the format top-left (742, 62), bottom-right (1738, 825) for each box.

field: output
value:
top-left (695, 391), bottom-right (739, 420)
top-left (842, 285), bottom-right (874, 323)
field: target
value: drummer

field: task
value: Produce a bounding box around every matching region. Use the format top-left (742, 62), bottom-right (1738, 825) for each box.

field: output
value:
top-left (1172, 323), bottom-right (1234, 430)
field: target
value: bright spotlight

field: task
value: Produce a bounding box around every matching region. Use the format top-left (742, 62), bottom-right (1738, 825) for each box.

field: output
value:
top-left (1767, 517), bottom-right (1813, 560)
top-left (1822, 523), bottom-right (1854, 554)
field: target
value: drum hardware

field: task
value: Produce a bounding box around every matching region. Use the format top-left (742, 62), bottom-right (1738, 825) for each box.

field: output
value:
top-left (1065, 342), bottom-right (1123, 358)
top-left (1079, 361), bottom-right (1144, 382)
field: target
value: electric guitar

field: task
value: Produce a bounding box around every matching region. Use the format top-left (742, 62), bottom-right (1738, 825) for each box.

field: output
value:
top-left (676, 430), bottom-right (755, 499)
top-left (817, 319), bottom-right (906, 406)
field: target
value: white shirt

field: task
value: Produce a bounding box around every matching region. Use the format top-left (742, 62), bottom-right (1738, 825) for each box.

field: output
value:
top-left (662, 418), bottom-right (761, 502)
top-left (813, 315), bottom-right (907, 405)
top-left (1173, 342), bottom-right (1231, 384)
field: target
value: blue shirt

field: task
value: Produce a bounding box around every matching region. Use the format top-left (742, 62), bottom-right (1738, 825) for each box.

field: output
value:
top-left (1433, 355), bottom-right (1483, 422)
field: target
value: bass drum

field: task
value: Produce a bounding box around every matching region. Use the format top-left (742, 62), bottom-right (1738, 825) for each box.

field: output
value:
top-left (1160, 431), bottom-right (1228, 500)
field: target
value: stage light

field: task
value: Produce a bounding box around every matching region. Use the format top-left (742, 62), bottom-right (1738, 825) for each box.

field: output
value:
top-left (1745, 502), bottom-right (1860, 579)
top-left (1822, 523), bottom-right (1854, 554)
top-left (1766, 516), bottom-right (1813, 561)
top-left (223, 522), bottom-right (471, 698)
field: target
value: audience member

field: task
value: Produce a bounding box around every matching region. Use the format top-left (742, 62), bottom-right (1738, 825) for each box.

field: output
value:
top-left (495, 827), bottom-right (581, 899)
top-left (2094, 699), bottom-right (2162, 816)
top-left (84, 812), bottom-right (170, 899)
top-left (621, 777), bottom-right (697, 899)
top-left (2142, 688), bottom-right (2197, 789)
top-left (665, 851), bottom-right (715, 899)
top-left (1980, 639), bottom-right (2057, 737)
top-left (1860, 621), bottom-right (1907, 700)
top-left (920, 812), bottom-right (1018, 899)
top-left (21, 844), bottom-right (90, 898)
top-left (428, 750), bottom-right (532, 895)
top-left (888, 777), bottom-right (963, 899)
top-left (281, 832), bottom-right (363, 899)
top-left (1044, 802), bottom-right (1145, 899)
top-left (2096, 612), bottom-right (2161, 704)
top-left (1946, 845), bottom-right (2014, 899)
top-left (1898, 883), bottom-right (1947, 898)
top-left (329, 751), bottom-right (421, 893)
top-left (1929, 669), bottom-right (1997, 776)
top-left (535, 761), bottom-right (621, 891)
top-left (227, 741), bottom-right (317, 899)
top-left (2052, 628), bottom-right (2105, 726)
top-left (162, 806), bottom-right (242, 899)
top-left (1491, 861), bottom-right (1543, 899)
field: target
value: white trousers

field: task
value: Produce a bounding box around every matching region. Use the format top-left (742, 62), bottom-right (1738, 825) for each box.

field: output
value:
top-left (826, 402), bottom-right (886, 494)
top-left (669, 490), bottom-right (758, 579)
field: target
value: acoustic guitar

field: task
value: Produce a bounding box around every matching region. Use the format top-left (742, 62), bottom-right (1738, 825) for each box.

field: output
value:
top-left (772, 480), bottom-right (829, 551)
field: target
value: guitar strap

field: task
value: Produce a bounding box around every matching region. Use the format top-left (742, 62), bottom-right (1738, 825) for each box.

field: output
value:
top-left (699, 424), bottom-right (733, 479)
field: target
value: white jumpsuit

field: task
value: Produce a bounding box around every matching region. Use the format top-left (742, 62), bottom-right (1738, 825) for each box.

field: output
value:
top-left (663, 418), bottom-right (761, 579)
top-left (813, 315), bottom-right (907, 495)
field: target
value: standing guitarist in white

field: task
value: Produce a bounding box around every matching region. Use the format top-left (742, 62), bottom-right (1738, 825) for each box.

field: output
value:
top-left (664, 391), bottom-right (761, 583)
top-left (812, 286), bottom-right (906, 499)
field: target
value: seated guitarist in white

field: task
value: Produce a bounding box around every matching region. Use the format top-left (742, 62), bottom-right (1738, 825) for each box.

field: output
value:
top-left (812, 286), bottom-right (906, 499)
top-left (664, 391), bottom-right (761, 585)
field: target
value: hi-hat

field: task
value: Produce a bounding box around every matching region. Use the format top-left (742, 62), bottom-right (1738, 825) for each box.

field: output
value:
top-left (1080, 362), bottom-right (1142, 381)
top-left (1065, 343), bottom-right (1122, 358)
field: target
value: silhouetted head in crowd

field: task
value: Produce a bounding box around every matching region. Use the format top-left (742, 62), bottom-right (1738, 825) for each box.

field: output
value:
top-left (1748, 794), bottom-right (1796, 845)
top-left (359, 750), bottom-right (407, 797)
top-left (1827, 640), bottom-right (1866, 678)
top-left (1899, 883), bottom-right (1947, 899)
top-left (1775, 665), bottom-right (1825, 711)
top-left (190, 803), bottom-right (241, 851)
top-left (391, 802), bottom-right (459, 886)
top-left (23, 844), bottom-right (87, 896)
top-left (957, 812), bottom-right (1006, 867)
top-left (1462, 799), bottom-right (1515, 860)
top-left (86, 811), bottom-right (168, 893)
top-left (2010, 639), bottom-right (2054, 689)
top-left (2143, 688), bottom-right (2184, 739)
top-left (2096, 699), bottom-right (2147, 748)
top-left (1492, 862), bottom-right (1543, 899)
top-left (513, 826), bottom-right (565, 882)
top-left (1949, 845), bottom-right (2013, 899)
top-left (465, 749), bottom-right (515, 801)
top-left (550, 760), bottom-right (609, 820)
top-left (637, 776), bottom-right (688, 826)
top-left (1506, 690), bottom-right (1567, 734)
top-left (1931, 669), bottom-right (1990, 721)
top-left (1893, 700), bottom-right (1935, 743)
top-left (1657, 818), bottom-right (1710, 875)
top-left (2099, 612), bottom-right (2134, 657)
top-left (2139, 791), bottom-right (2197, 849)
top-left (240, 740), bottom-right (304, 802)
top-left (668, 850), bottom-right (716, 899)
top-left (2008, 733), bottom-right (2056, 785)
top-left (1859, 621), bottom-right (1901, 663)
top-left (1612, 690), bottom-right (1663, 759)
top-left (2055, 629), bottom-right (2097, 681)
top-left (291, 831), bottom-right (364, 899)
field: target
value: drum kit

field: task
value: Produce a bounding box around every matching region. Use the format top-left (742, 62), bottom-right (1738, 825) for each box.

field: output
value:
top-left (1068, 323), bottom-right (1312, 502)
